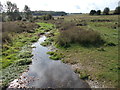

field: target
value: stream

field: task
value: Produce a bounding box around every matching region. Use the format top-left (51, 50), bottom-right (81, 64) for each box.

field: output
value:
top-left (8, 35), bottom-right (90, 88)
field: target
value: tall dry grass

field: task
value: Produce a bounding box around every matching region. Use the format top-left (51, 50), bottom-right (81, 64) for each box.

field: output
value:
top-left (2, 21), bottom-right (38, 43)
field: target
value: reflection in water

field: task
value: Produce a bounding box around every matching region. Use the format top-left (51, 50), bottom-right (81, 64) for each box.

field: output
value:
top-left (20, 35), bottom-right (90, 88)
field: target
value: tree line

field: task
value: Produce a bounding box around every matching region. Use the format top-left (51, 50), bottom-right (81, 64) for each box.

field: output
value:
top-left (0, 1), bottom-right (32, 22)
top-left (0, 1), bottom-right (67, 22)
top-left (89, 7), bottom-right (120, 15)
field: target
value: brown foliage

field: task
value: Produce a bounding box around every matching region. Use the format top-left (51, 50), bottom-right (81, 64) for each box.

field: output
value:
top-left (2, 21), bottom-right (38, 43)
top-left (56, 21), bottom-right (104, 47)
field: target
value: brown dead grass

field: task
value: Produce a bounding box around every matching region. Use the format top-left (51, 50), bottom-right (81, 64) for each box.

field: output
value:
top-left (2, 21), bottom-right (38, 43)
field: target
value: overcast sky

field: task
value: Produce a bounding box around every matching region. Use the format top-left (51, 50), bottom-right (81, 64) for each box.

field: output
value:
top-left (1, 0), bottom-right (119, 13)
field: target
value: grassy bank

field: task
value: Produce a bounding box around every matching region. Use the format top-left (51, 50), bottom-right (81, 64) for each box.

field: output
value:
top-left (1, 21), bottom-right (55, 88)
top-left (44, 15), bottom-right (118, 87)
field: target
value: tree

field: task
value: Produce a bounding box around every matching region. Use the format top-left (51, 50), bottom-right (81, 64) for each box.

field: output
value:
top-left (0, 2), bottom-right (3, 13)
top-left (89, 10), bottom-right (96, 15)
top-left (96, 10), bottom-right (101, 15)
top-left (114, 6), bottom-right (120, 15)
top-left (103, 7), bottom-right (110, 15)
top-left (6, 1), bottom-right (21, 21)
top-left (24, 5), bottom-right (32, 20)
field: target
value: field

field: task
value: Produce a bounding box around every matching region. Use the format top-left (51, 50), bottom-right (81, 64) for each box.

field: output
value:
top-left (54, 14), bottom-right (119, 87)
top-left (1, 14), bottom-right (119, 88)
top-left (46, 14), bottom-right (119, 87)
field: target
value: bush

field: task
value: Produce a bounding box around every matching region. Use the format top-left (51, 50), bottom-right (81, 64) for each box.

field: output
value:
top-left (2, 21), bottom-right (37, 43)
top-left (41, 14), bottom-right (54, 20)
top-left (56, 22), bottom-right (104, 47)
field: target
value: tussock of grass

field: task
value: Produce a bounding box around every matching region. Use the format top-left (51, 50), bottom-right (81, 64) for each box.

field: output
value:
top-left (47, 51), bottom-right (64, 60)
top-left (18, 51), bottom-right (33, 59)
top-left (15, 58), bottom-right (32, 66)
top-left (74, 69), bottom-right (89, 80)
top-left (41, 37), bottom-right (54, 46)
top-left (40, 40), bottom-right (52, 46)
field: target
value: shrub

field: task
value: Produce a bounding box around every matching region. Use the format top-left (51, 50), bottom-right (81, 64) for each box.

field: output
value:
top-left (56, 21), bottom-right (104, 47)
top-left (41, 14), bottom-right (54, 20)
top-left (2, 21), bottom-right (37, 43)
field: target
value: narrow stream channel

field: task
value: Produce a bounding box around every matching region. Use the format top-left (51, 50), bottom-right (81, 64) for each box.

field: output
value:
top-left (8, 35), bottom-right (90, 88)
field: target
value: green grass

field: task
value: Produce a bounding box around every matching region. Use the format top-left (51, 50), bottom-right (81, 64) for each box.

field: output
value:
top-left (1, 15), bottom-right (118, 88)
top-left (40, 37), bottom-right (54, 46)
top-left (37, 18), bottom-right (118, 87)
top-left (36, 18), bottom-right (118, 87)
top-left (1, 22), bottom-right (44, 88)
top-left (36, 22), bottom-right (55, 32)
top-left (1, 33), bottom-right (38, 69)
top-left (47, 51), bottom-right (64, 60)
top-left (74, 69), bottom-right (90, 80)
top-left (50, 14), bottom-right (118, 87)
top-left (40, 40), bottom-right (52, 46)
top-left (1, 22), bottom-right (56, 88)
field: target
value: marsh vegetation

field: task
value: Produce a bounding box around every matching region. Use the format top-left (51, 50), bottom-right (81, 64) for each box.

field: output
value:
top-left (0, 1), bottom-right (119, 88)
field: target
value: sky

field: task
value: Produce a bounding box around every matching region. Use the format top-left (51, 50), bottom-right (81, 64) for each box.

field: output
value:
top-left (1, 0), bottom-right (119, 13)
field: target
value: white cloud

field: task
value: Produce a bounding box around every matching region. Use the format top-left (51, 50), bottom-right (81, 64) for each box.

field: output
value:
top-left (1, 0), bottom-right (119, 13)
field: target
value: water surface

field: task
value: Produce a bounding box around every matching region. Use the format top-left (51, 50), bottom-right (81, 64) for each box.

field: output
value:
top-left (19, 35), bottom-right (90, 88)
